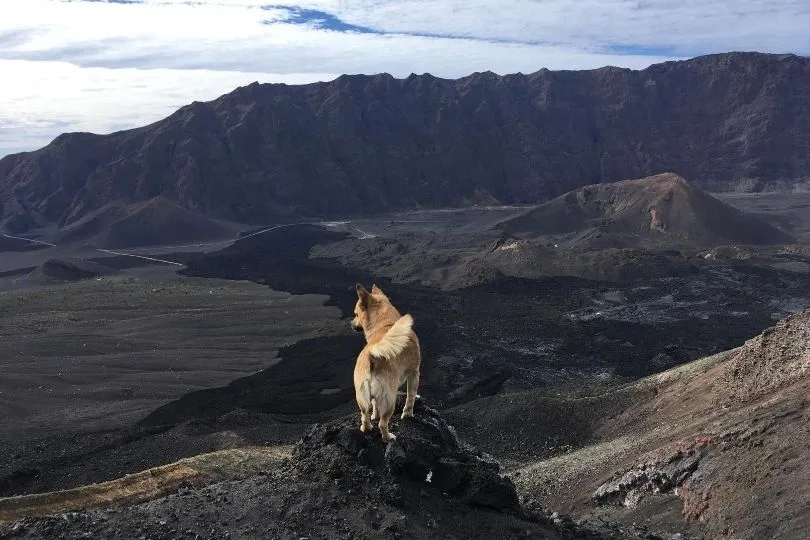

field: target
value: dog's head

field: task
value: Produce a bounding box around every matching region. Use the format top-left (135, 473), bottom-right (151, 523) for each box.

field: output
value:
top-left (351, 283), bottom-right (388, 332)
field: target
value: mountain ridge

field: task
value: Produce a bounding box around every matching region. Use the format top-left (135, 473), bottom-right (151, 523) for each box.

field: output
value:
top-left (2, 51), bottom-right (809, 232)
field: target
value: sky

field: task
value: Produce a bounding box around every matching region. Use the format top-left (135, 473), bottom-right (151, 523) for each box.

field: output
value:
top-left (1, 0), bottom-right (808, 158)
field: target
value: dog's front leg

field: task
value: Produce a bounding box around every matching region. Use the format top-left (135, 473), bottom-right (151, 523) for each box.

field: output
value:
top-left (370, 398), bottom-right (378, 421)
top-left (401, 372), bottom-right (419, 419)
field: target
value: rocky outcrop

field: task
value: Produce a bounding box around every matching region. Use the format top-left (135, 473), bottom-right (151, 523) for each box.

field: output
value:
top-left (720, 310), bottom-right (810, 403)
top-left (2, 52), bottom-right (809, 231)
top-left (592, 445), bottom-right (707, 510)
top-left (292, 396), bottom-right (520, 511)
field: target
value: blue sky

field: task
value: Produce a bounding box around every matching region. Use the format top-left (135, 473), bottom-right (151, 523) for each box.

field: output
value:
top-left (1, 0), bottom-right (808, 157)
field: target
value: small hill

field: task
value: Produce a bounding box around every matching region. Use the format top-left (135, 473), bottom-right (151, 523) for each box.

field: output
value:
top-left (500, 173), bottom-right (794, 247)
top-left (58, 196), bottom-right (237, 249)
top-left (26, 258), bottom-right (117, 285)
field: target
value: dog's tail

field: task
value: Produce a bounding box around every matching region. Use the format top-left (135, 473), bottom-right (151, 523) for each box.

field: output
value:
top-left (367, 314), bottom-right (414, 369)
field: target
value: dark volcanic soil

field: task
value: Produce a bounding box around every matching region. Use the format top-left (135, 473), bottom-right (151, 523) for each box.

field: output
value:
top-left (0, 199), bottom-right (808, 539)
top-left (0, 274), bottom-right (344, 496)
top-left (4, 217), bottom-right (802, 498)
top-left (182, 224), bottom-right (806, 387)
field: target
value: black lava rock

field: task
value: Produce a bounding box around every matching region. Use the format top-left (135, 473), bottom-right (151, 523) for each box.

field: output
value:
top-left (291, 395), bottom-right (520, 512)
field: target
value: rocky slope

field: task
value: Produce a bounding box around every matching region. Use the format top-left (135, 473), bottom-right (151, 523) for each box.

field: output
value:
top-left (2, 52), bottom-right (809, 232)
top-left (502, 310), bottom-right (810, 539)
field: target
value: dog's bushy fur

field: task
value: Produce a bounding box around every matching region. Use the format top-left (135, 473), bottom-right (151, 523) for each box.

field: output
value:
top-left (351, 284), bottom-right (422, 441)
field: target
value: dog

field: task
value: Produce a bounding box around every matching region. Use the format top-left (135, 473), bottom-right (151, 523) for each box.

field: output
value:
top-left (351, 283), bottom-right (421, 442)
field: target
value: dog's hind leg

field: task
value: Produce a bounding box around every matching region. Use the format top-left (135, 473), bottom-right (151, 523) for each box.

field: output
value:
top-left (376, 392), bottom-right (397, 442)
top-left (356, 380), bottom-right (372, 433)
top-left (401, 371), bottom-right (420, 420)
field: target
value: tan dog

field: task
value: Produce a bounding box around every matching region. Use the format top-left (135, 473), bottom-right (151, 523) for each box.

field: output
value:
top-left (351, 283), bottom-right (421, 442)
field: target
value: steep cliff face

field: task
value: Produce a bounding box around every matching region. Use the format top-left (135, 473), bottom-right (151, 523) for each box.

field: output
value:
top-left (1, 52), bottom-right (808, 231)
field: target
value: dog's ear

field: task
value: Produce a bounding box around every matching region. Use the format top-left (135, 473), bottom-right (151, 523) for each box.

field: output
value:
top-left (356, 283), bottom-right (371, 306)
top-left (371, 284), bottom-right (385, 296)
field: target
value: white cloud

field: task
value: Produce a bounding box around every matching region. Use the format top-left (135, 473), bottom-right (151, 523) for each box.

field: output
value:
top-left (0, 59), bottom-right (337, 156)
top-left (326, 0), bottom-right (810, 54)
top-left (0, 0), bottom-right (807, 156)
top-left (0, 0), bottom-right (678, 74)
